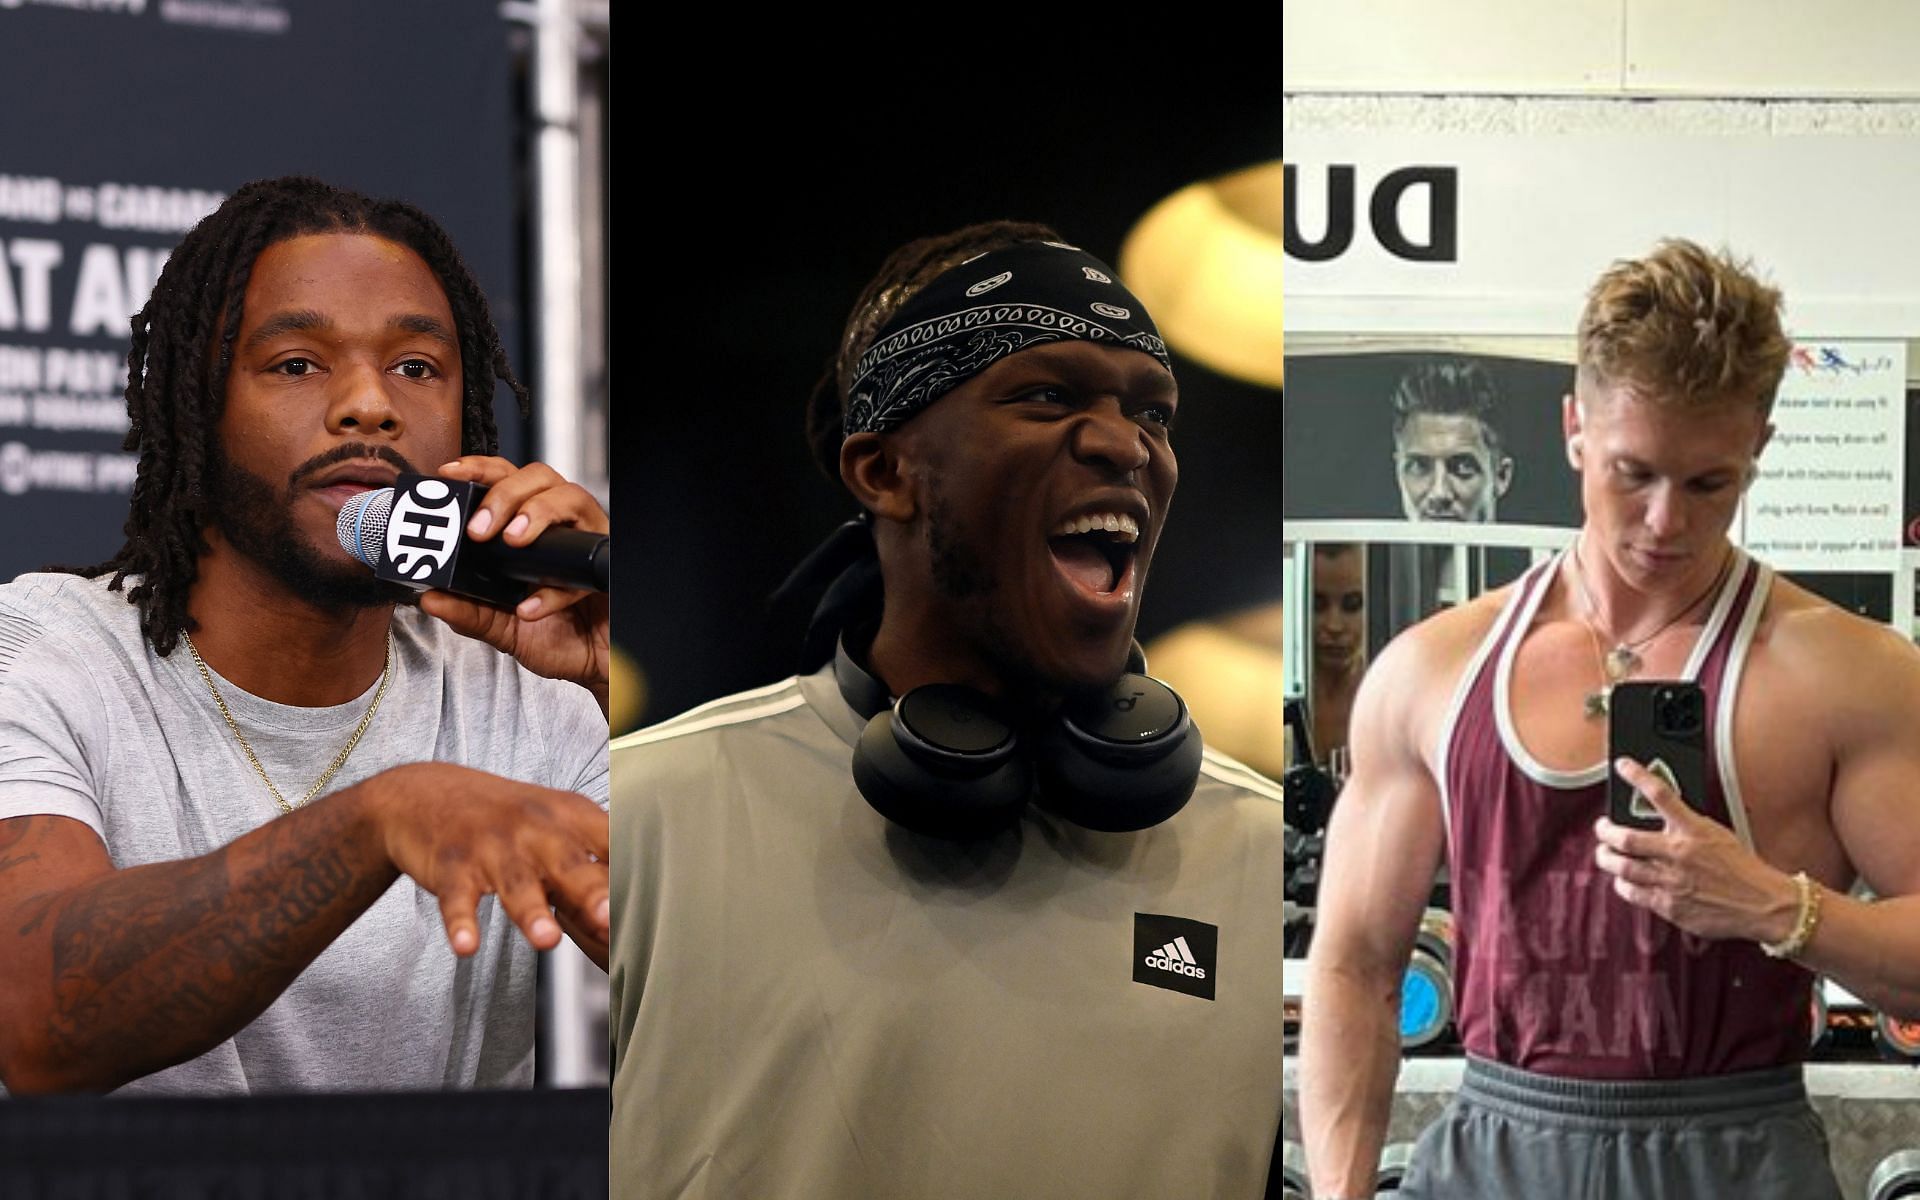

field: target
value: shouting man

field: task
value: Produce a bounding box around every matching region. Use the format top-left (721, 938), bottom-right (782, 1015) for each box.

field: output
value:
top-left (610, 224), bottom-right (1288, 1198)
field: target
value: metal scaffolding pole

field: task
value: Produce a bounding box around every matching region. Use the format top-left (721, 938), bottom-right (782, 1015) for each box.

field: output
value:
top-left (503, 0), bottom-right (609, 1089)
top-left (531, 0), bottom-right (583, 480)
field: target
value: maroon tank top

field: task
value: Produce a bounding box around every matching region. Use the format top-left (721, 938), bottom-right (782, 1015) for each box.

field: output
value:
top-left (1440, 549), bottom-right (1812, 1078)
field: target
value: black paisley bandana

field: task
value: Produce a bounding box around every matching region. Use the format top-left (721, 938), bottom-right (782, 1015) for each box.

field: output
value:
top-left (843, 241), bottom-right (1172, 435)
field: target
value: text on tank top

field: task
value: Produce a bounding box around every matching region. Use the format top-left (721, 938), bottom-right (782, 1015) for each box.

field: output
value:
top-left (1439, 549), bottom-right (1813, 1078)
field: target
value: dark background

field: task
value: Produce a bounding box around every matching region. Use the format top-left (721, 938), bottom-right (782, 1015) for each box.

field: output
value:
top-left (1904, 387), bottom-right (1920, 547)
top-left (616, 70), bottom-right (1285, 730)
top-left (0, 1), bottom-right (522, 579)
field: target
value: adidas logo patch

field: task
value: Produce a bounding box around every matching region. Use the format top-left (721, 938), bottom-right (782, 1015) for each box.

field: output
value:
top-left (1134, 913), bottom-right (1217, 1000)
top-left (1145, 937), bottom-right (1207, 979)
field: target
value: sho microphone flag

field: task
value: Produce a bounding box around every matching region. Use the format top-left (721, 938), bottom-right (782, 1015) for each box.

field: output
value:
top-left (337, 473), bottom-right (609, 609)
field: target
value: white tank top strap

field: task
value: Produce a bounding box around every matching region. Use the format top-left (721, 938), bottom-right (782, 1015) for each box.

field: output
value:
top-left (1434, 549), bottom-right (1568, 832)
top-left (1713, 552), bottom-right (1773, 851)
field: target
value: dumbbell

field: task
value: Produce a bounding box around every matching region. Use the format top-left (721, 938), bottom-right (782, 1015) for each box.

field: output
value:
top-left (1817, 980), bottom-right (1877, 1056)
top-left (1376, 1142), bottom-right (1414, 1194)
top-left (1413, 908), bottom-right (1452, 966)
top-left (1400, 908), bottom-right (1454, 1051)
top-left (1285, 763), bottom-right (1337, 834)
top-left (1809, 977), bottom-right (1830, 1054)
top-left (1285, 823), bottom-right (1307, 861)
top-left (1279, 1141), bottom-right (1311, 1199)
top-left (1288, 857), bottom-right (1324, 907)
top-left (1874, 1011), bottom-right (1920, 1063)
top-left (1868, 1149), bottom-right (1920, 1200)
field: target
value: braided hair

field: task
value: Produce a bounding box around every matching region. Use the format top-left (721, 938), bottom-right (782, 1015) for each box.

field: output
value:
top-left (803, 219), bottom-right (1061, 484)
top-left (62, 176), bottom-right (529, 656)
top-left (786, 222), bottom-right (1063, 666)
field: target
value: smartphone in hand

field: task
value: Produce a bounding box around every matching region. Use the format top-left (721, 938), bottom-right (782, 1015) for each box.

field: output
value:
top-left (1606, 681), bottom-right (1709, 831)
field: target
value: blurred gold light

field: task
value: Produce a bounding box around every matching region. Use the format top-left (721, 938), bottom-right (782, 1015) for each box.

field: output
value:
top-left (609, 643), bottom-right (647, 735)
top-left (1124, 160), bottom-right (1286, 776)
top-left (1119, 160), bottom-right (1284, 390)
top-left (1146, 607), bottom-right (1287, 780)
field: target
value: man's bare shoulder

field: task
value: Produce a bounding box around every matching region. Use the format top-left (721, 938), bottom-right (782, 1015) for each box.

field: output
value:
top-left (1357, 580), bottom-right (1524, 744)
top-left (1761, 575), bottom-right (1918, 667)
top-left (1375, 581), bottom-right (1520, 678)
top-left (1753, 574), bottom-right (1920, 727)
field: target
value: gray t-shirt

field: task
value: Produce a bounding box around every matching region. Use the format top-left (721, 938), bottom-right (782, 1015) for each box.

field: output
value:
top-left (0, 571), bottom-right (609, 1095)
top-left (609, 667), bottom-right (1290, 1200)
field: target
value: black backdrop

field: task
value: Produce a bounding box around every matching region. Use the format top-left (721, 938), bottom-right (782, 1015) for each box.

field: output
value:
top-left (0, 1), bottom-right (522, 582)
top-left (614, 67), bottom-right (1285, 730)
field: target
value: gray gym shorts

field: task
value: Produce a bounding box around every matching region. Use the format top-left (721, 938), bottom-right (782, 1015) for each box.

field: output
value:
top-left (1398, 1056), bottom-right (1841, 1200)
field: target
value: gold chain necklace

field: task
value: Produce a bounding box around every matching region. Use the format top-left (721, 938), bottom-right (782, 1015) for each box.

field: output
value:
top-left (1568, 539), bottom-right (1731, 719)
top-left (183, 631), bottom-right (394, 813)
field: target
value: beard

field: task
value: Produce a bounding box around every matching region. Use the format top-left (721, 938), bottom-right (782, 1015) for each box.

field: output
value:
top-left (925, 484), bottom-right (997, 602)
top-left (203, 444), bottom-right (411, 611)
top-left (920, 477), bottom-right (1126, 704)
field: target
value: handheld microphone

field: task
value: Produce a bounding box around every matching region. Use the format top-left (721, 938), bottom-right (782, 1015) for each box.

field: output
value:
top-left (336, 473), bottom-right (610, 610)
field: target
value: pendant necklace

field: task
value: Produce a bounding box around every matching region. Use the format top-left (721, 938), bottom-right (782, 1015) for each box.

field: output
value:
top-left (1567, 540), bottom-right (1731, 719)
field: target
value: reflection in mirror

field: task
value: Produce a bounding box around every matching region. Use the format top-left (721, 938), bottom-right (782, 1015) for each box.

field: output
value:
top-left (1377, 544), bottom-right (1535, 653)
top-left (1310, 543), bottom-right (1367, 767)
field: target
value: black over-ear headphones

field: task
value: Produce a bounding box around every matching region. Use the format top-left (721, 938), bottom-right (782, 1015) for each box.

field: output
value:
top-left (835, 635), bottom-right (1204, 840)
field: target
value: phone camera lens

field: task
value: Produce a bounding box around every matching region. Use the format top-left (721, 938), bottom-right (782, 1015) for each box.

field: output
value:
top-left (1655, 687), bottom-right (1704, 736)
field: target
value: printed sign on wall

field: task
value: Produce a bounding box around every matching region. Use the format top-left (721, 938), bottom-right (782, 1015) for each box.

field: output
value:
top-left (1742, 342), bottom-right (1905, 573)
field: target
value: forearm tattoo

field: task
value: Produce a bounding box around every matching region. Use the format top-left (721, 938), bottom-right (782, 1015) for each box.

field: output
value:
top-left (29, 803), bottom-right (395, 1084)
top-left (0, 818), bottom-right (43, 876)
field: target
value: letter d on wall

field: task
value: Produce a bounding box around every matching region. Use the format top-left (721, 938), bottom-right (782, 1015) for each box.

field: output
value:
top-left (1371, 166), bottom-right (1458, 263)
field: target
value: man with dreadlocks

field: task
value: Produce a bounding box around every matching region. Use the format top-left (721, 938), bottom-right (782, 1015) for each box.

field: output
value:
top-left (606, 223), bottom-right (1288, 1197)
top-left (0, 177), bottom-right (609, 1094)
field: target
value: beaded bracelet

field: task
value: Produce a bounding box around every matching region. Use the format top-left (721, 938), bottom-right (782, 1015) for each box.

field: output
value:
top-left (1760, 871), bottom-right (1822, 960)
